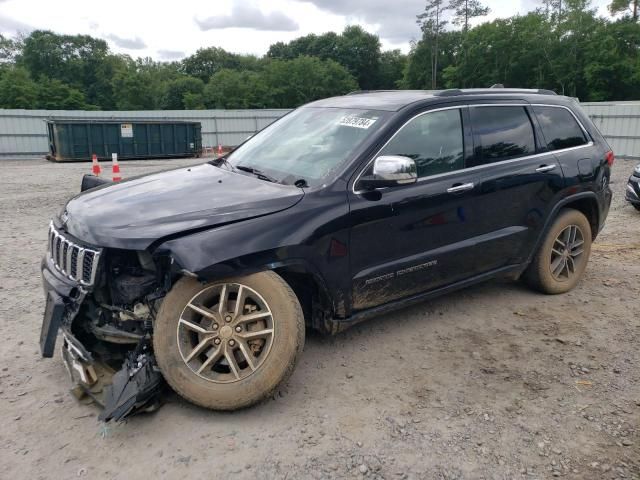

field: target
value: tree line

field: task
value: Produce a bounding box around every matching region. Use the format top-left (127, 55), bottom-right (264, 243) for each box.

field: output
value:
top-left (0, 0), bottom-right (638, 110)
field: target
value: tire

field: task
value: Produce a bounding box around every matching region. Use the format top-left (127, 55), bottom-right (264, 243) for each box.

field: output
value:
top-left (523, 208), bottom-right (592, 294)
top-left (633, 204), bottom-right (640, 212)
top-left (153, 271), bottom-right (305, 410)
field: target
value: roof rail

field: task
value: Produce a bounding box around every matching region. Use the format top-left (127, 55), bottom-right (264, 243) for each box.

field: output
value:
top-left (346, 90), bottom-right (403, 95)
top-left (435, 88), bottom-right (557, 97)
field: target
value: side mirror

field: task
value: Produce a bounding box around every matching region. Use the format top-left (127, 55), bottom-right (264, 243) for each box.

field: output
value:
top-left (358, 155), bottom-right (417, 190)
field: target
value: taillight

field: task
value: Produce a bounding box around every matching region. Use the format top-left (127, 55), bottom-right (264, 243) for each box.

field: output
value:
top-left (605, 150), bottom-right (615, 166)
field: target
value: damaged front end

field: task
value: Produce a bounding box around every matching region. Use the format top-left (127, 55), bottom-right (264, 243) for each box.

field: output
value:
top-left (41, 222), bottom-right (171, 422)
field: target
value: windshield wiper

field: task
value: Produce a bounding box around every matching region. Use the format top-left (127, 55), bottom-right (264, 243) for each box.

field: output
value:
top-left (209, 156), bottom-right (235, 171)
top-left (235, 165), bottom-right (279, 184)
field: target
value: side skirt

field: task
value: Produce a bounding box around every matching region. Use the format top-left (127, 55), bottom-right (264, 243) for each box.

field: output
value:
top-left (326, 264), bottom-right (524, 334)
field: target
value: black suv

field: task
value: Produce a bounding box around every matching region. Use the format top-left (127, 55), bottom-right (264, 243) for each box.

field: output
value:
top-left (40, 89), bottom-right (613, 420)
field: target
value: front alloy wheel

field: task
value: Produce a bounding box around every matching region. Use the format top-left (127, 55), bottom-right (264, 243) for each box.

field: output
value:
top-left (177, 283), bottom-right (275, 383)
top-left (154, 272), bottom-right (305, 410)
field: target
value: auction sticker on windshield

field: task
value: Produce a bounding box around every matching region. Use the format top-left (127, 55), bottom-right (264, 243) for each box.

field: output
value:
top-left (339, 115), bottom-right (378, 129)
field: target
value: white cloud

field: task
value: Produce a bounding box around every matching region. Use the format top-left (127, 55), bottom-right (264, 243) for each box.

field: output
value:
top-left (158, 49), bottom-right (186, 60)
top-left (0, 13), bottom-right (32, 34)
top-left (0, 0), bottom-right (613, 57)
top-left (195, 4), bottom-right (299, 31)
top-left (106, 34), bottom-right (146, 50)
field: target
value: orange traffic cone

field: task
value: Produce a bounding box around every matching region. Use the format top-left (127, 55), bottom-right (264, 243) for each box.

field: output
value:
top-left (91, 154), bottom-right (101, 176)
top-left (111, 153), bottom-right (122, 182)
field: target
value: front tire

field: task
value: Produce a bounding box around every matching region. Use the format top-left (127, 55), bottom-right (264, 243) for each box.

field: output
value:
top-left (523, 209), bottom-right (592, 294)
top-left (153, 271), bottom-right (305, 410)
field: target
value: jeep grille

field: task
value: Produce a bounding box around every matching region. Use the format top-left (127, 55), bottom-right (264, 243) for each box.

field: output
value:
top-left (48, 222), bottom-right (101, 287)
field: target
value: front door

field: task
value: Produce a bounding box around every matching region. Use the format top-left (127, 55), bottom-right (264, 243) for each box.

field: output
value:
top-left (348, 106), bottom-right (479, 311)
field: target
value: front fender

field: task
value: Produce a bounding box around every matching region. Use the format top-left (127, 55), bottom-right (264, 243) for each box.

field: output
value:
top-left (153, 189), bottom-right (352, 317)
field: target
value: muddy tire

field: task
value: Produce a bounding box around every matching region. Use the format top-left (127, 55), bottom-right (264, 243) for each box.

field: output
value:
top-left (523, 208), bottom-right (592, 294)
top-left (153, 271), bottom-right (304, 410)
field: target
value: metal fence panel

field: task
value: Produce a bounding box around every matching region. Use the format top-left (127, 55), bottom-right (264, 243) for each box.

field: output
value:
top-left (1, 103), bottom-right (640, 160)
top-left (581, 101), bottom-right (640, 160)
top-left (0, 109), bottom-right (290, 157)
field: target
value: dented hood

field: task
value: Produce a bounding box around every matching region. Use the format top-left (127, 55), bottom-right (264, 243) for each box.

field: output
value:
top-left (62, 164), bottom-right (304, 250)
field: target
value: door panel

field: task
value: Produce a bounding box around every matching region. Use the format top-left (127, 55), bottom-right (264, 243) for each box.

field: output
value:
top-left (349, 106), bottom-right (477, 311)
top-left (463, 104), bottom-right (565, 271)
top-left (347, 102), bottom-right (566, 314)
top-left (349, 170), bottom-right (479, 311)
top-left (466, 153), bottom-right (565, 271)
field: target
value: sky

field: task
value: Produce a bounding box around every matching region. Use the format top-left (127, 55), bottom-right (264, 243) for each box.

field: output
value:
top-left (0, 0), bottom-right (612, 60)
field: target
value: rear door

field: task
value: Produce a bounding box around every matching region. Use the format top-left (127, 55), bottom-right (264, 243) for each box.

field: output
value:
top-left (530, 104), bottom-right (594, 185)
top-left (464, 103), bottom-right (566, 272)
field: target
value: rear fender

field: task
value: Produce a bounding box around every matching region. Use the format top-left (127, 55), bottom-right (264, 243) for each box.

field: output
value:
top-left (525, 191), bottom-right (600, 266)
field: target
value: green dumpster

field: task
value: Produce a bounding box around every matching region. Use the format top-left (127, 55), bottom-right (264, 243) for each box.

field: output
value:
top-left (46, 120), bottom-right (202, 162)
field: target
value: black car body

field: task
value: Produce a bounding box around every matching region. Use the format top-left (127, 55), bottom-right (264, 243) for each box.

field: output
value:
top-left (40, 89), bottom-right (614, 419)
top-left (626, 163), bottom-right (640, 210)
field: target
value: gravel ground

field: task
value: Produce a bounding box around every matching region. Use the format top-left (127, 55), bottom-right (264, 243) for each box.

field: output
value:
top-left (0, 157), bottom-right (638, 480)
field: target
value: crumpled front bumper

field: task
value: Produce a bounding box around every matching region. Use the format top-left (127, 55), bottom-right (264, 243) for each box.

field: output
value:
top-left (40, 255), bottom-right (105, 399)
top-left (40, 254), bottom-right (164, 420)
top-left (40, 254), bottom-right (84, 357)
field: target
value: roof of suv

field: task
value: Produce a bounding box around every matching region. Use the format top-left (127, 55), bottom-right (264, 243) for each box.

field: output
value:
top-left (306, 88), bottom-right (563, 112)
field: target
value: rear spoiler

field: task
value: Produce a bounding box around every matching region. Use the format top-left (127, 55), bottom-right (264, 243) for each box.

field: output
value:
top-left (81, 174), bottom-right (112, 192)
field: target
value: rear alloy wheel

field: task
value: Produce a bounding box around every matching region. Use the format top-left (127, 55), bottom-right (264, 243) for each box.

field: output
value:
top-left (523, 208), bottom-right (592, 294)
top-left (153, 272), bottom-right (304, 410)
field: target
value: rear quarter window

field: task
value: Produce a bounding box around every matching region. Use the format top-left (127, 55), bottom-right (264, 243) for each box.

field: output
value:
top-left (469, 106), bottom-right (535, 166)
top-left (533, 106), bottom-right (588, 151)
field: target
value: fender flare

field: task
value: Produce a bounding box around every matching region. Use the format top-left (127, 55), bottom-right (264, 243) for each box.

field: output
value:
top-left (526, 191), bottom-right (599, 265)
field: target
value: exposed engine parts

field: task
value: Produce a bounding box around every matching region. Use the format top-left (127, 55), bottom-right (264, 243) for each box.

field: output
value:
top-left (55, 248), bottom-right (170, 422)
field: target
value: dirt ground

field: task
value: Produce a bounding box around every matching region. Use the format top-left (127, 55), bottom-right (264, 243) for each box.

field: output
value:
top-left (0, 157), bottom-right (638, 480)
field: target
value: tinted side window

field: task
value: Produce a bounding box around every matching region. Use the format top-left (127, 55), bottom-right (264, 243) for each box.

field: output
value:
top-left (469, 106), bottom-right (535, 166)
top-left (533, 106), bottom-right (588, 151)
top-left (380, 109), bottom-right (464, 178)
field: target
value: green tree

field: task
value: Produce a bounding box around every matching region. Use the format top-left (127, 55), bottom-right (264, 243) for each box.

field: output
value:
top-left (182, 47), bottom-right (246, 82)
top-left (335, 26), bottom-right (382, 90)
top-left (0, 34), bottom-right (20, 64)
top-left (36, 77), bottom-right (89, 109)
top-left (204, 69), bottom-right (268, 109)
top-left (0, 67), bottom-right (37, 108)
top-left (449, 0), bottom-right (490, 31)
top-left (417, 0), bottom-right (450, 88)
top-left (584, 18), bottom-right (640, 99)
top-left (162, 76), bottom-right (205, 109)
top-left (266, 27), bottom-right (382, 90)
top-left (267, 32), bottom-right (341, 61)
top-left (18, 31), bottom-right (109, 89)
top-left (111, 58), bottom-right (170, 110)
top-left (609, 0), bottom-right (639, 20)
top-left (403, 30), bottom-right (461, 88)
top-left (378, 50), bottom-right (408, 89)
top-left (262, 56), bottom-right (358, 108)
top-left (85, 54), bottom-right (128, 110)
top-left (548, 0), bottom-right (602, 97)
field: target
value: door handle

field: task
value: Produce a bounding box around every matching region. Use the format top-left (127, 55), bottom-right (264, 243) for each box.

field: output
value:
top-left (536, 164), bottom-right (556, 173)
top-left (446, 182), bottom-right (474, 194)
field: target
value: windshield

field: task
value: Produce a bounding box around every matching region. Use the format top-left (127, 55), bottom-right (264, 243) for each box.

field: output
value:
top-left (226, 107), bottom-right (389, 186)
